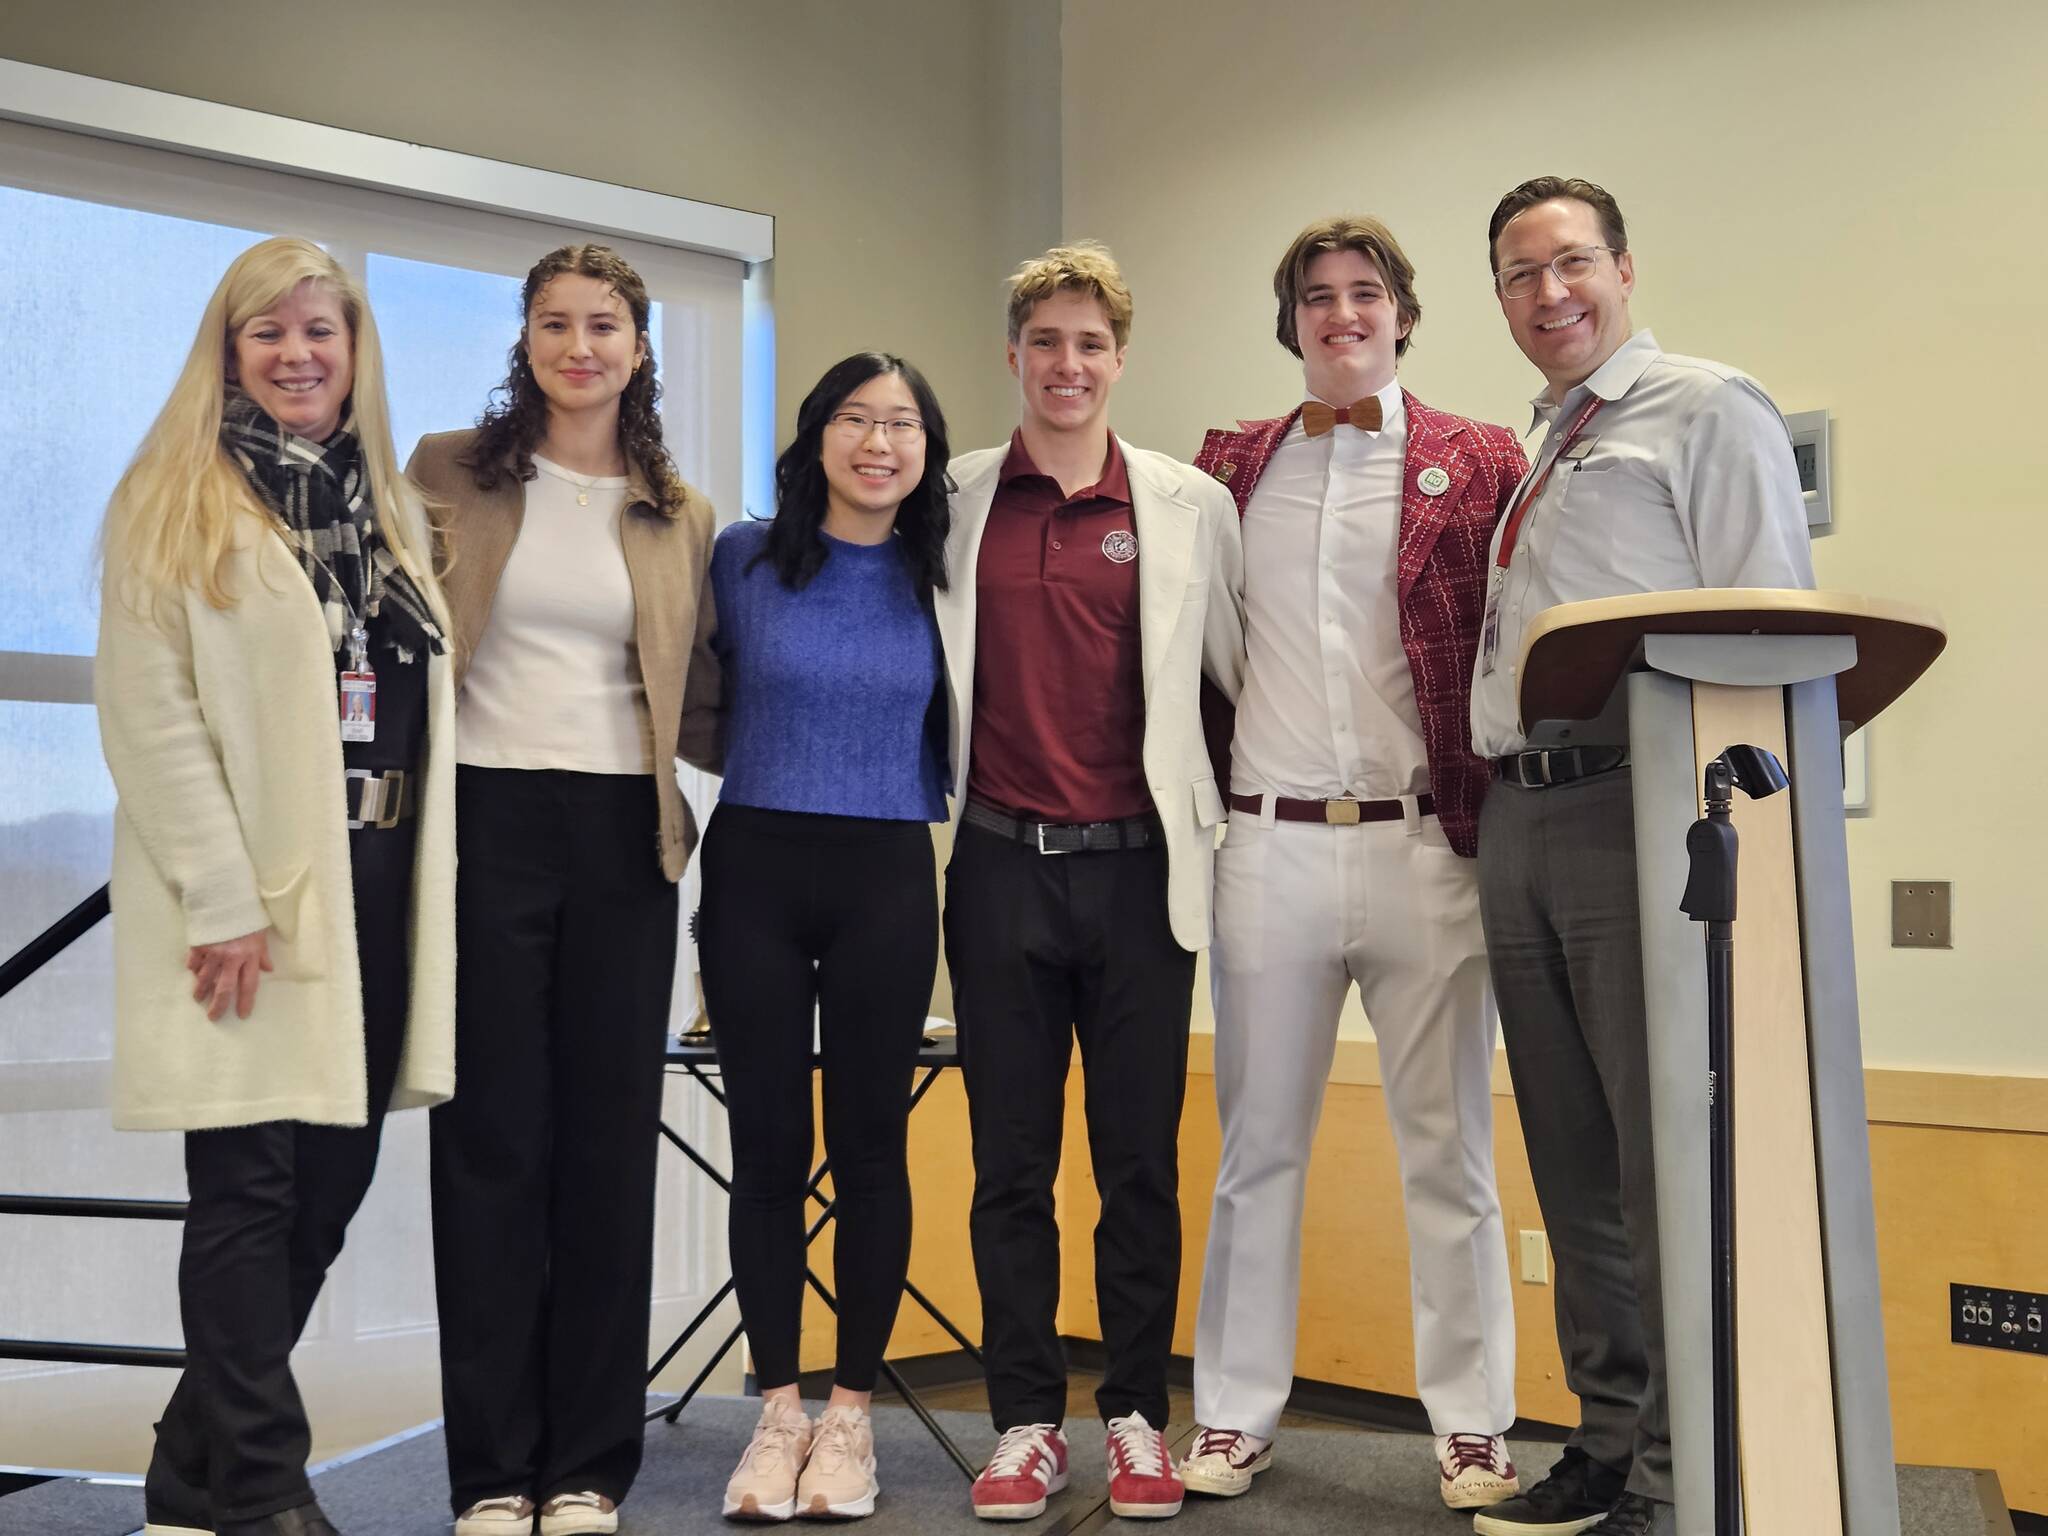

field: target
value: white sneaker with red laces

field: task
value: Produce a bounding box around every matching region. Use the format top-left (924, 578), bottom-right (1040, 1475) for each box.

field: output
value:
top-left (1178, 1426), bottom-right (1273, 1497)
top-left (970, 1424), bottom-right (1069, 1520)
top-left (1105, 1413), bottom-right (1184, 1519)
top-left (1437, 1432), bottom-right (1520, 1509)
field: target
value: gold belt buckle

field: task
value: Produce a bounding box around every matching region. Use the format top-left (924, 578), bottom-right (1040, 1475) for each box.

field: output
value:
top-left (1324, 799), bottom-right (1362, 825)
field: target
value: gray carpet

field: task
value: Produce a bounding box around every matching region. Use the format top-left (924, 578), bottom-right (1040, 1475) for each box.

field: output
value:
top-left (0, 1403), bottom-right (2015, 1534)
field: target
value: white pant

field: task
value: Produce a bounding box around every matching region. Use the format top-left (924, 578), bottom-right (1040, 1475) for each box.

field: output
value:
top-left (1193, 806), bottom-right (1516, 1438)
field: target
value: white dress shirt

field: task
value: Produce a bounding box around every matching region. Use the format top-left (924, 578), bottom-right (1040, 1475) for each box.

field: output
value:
top-left (1469, 331), bottom-right (1816, 759)
top-left (457, 456), bottom-right (653, 774)
top-left (1231, 377), bottom-right (1429, 801)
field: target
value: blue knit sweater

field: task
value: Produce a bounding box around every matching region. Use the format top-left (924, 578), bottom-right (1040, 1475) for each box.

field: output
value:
top-left (710, 519), bottom-right (948, 822)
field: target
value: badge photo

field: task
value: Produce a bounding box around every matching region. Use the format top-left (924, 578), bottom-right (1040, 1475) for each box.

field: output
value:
top-left (1100, 529), bottom-right (1139, 564)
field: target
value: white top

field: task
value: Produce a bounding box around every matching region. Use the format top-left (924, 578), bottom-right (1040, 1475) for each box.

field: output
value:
top-left (1469, 331), bottom-right (1816, 758)
top-left (1231, 378), bottom-right (1429, 801)
top-left (456, 456), bottom-right (652, 774)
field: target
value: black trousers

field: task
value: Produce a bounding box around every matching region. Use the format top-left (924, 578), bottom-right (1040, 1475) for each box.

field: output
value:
top-left (697, 803), bottom-right (937, 1392)
top-left (146, 818), bottom-right (415, 1529)
top-left (431, 767), bottom-right (679, 1514)
top-left (943, 822), bottom-right (1197, 1431)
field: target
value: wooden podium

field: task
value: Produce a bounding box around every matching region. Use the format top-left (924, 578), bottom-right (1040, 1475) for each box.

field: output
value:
top-left (1517, 590), bottom-right (1945, 1536)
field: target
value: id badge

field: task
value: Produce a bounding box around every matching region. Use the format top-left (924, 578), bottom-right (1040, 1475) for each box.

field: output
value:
top-left (1477, 567), bottom-right (1505, 677)
top-left (339, 670), bottom-right (377, 742)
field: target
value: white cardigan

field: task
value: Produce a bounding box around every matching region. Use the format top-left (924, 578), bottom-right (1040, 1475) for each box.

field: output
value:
top-left (95, 509), bottom-right (456, 1131)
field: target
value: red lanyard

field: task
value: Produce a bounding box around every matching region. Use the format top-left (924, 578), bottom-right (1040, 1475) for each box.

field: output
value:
top-left (1495, 396), bottom-right (1604, 570)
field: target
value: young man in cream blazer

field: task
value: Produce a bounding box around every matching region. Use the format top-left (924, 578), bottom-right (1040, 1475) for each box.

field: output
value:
top-left (935, 242), bottom-right (1244, 1522)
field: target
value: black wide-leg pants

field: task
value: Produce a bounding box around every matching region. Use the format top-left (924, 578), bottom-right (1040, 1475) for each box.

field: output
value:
top-left (943, 822), bottom-right (1196, 1432)
top-left (696, 802), bottom-right (937, 1393)
top-left (431, 767), bottom-right (678, 1514)
top-left (146, 816), bottom-right (415, 1529)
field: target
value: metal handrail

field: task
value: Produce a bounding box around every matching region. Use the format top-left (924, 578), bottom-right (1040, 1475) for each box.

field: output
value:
top-left (0, 883), bottom-right (110, 1001)
top-left (1, 880), bottom-right (184, 1368)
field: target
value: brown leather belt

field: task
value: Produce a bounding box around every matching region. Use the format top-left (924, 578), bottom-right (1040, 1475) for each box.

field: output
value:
top-left (1227, 790), bottom-right (1435, 826)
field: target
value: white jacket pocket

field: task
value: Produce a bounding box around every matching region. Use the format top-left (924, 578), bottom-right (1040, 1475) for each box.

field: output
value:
top-left (257, 865), bottom-right (328, 980)
top-left (1192, 775), bottom-right (1226, 828)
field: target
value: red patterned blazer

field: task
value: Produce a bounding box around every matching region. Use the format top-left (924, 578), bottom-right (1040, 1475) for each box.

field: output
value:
top-left (1193, 392), bottom-right (1529, 856)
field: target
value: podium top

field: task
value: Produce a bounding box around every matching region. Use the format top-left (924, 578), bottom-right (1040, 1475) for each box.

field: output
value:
top-left (1519, 589), bottom-right (1945, 731)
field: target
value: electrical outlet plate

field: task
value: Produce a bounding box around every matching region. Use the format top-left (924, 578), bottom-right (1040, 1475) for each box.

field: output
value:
top-left (1891, 881), bottom-right (1951, 948)
top-left (1951, 1284), bottom-right (2046, 1353)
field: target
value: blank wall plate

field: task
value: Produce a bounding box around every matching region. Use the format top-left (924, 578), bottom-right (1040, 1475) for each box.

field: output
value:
top-left (1519, 1231), bottom-right (1550, 1285)
top-left (1892, 881), bottom-right (1951, 948)
top-left (1842, 725), bottom-right (1869, 813)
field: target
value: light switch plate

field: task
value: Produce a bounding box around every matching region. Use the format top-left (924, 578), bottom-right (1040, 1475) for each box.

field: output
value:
top-left (1892, 881), bottom-right (1951, 948)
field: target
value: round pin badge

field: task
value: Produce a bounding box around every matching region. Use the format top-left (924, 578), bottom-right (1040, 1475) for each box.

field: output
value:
top-left (1101, 529), bottom-right (1138, 564)
top-left (1418, 465), bottom-right (1451, 496)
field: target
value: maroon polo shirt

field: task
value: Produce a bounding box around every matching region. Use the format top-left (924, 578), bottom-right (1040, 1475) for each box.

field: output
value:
top-left (967, 430), bottom-right (1153, 824)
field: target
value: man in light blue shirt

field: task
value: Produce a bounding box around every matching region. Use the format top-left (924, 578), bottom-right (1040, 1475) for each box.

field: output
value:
top-left (1468, 177), bottom-right (1813, 1536)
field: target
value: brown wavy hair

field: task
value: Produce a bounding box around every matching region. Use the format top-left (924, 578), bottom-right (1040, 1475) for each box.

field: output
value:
top-left (460, 243), bottom-right (688, 516)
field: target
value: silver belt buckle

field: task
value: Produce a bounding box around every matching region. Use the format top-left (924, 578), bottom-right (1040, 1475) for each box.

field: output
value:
top-left (1034, 821), bottom-right (1069, 855)
top-left (345, 768), bottom-right (405, 830)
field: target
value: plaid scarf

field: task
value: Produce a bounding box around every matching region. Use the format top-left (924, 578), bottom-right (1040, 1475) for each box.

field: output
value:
top-left (221, 392), bottom-right (444, 662)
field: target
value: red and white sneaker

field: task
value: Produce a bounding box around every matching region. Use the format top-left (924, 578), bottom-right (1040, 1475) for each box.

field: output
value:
top-left (1437, 1432), bottom-right (1520, 1509)
top-left (1178, 1425), bottom-right (1273, 1497)
top-left (971, 1423), bottom-right (1069, 1520)
top-left (1105, 1413), bottom-right (1184, 1519)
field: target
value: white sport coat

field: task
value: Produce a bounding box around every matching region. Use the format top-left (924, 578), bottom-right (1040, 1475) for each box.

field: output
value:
top-left (936, 437), bottom-right (1246, 951)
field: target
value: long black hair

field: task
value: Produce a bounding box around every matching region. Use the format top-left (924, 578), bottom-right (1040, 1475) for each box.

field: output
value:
top-left (757, 352), bottom-right (952, 598)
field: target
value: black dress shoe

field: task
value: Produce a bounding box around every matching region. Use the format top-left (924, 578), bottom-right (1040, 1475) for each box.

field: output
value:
top-left (1472, 1444), bottom-right (1628, 1534)
top-left (219, 1502), bottom-right (340, 1536)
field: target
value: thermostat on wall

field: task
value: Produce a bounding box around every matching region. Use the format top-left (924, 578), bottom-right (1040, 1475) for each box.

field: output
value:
top-left (1784, 409), bottom-right (1832, 534)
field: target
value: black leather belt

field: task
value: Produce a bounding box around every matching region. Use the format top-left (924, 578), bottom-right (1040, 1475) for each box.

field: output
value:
top-left (963, 798), bottom-right (1161, 854)
top-left (345, 768), bottom-right (413, 829)
top-left (1494, 747), bottom-right (1628, 788)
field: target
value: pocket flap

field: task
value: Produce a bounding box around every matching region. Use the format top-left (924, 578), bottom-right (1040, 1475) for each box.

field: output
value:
top-left (1192, 775), bottom-right (1226, 828)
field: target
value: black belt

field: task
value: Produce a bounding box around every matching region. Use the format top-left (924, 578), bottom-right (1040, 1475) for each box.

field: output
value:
top-left (1494, 747), bottom-right (1628, 788)
top-left (344, 768), bottom-right (413, 829)
top-left (962, 798), bottom-right (1161, 854)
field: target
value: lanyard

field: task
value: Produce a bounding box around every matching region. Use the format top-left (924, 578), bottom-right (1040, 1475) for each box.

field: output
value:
top-left (1494, 395), bottom-right (1604, 571)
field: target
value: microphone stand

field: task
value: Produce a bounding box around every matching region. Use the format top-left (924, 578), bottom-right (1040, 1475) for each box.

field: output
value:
top-left (1681, 755), bottom-right (1742, 1536)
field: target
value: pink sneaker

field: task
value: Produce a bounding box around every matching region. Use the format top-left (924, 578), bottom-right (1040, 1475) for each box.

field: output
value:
top-left (970, 1423), bottom-right (1069, 1520)
top-left (1105, 1413), bottom-right (1183, 1518)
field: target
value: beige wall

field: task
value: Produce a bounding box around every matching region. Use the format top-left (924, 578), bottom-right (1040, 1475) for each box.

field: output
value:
top-left (0, 0), bottom-right (1062, 451)
top-left (1060, 0), bottom-right (2048, 1074)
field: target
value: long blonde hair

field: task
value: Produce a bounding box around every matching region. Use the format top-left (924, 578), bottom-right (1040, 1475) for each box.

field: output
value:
top-left (101, 235), bottom-right (433, 611)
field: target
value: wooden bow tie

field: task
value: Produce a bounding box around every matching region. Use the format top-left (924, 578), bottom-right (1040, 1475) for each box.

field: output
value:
top-left (1301, 397), bottom-right (1383, 436)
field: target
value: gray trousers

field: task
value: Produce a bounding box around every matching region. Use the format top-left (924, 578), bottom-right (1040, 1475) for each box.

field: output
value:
top-left (1477, 768), bottom-right (1671, 1503)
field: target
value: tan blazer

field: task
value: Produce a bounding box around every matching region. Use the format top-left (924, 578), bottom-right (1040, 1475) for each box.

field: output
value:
top-left (937, 438), bottom-right (1247, 951)
top-left (96, 510), bottom-right (458, 1132)
top-left (406, 430), bottom-right (722, 879)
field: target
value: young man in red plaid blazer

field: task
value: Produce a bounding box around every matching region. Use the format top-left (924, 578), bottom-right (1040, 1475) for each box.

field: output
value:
top-left (1181, 216), bottom-right (1529, 1513)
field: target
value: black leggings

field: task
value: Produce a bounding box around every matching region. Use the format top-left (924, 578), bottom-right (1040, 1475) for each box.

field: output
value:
top-left (697, 802), bottom-right (937, 1391)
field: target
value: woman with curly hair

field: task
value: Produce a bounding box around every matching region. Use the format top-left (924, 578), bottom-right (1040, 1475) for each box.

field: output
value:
top-left (406, 244), bottom-right (720, 1536)
top-left (703, 353), bottom-right (952, 1522)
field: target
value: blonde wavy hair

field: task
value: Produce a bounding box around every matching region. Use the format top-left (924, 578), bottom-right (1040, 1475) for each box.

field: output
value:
top-left (1005, 240), bottom-right (1133, 350)
top-left (101, 235), bottom-right (432, 612)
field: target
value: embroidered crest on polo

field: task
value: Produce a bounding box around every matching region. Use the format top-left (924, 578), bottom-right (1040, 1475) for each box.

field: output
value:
top-left (1101, 529), bottom-right (1139, 564)
top-left (1418, 465), bottom-right (1452, 496)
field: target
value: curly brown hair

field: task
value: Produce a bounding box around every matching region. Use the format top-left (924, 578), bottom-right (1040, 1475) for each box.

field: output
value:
top-left (461, 243), bottom-right (689, 516)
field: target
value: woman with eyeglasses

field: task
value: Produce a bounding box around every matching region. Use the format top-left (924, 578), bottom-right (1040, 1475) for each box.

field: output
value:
top-left (406, 244), bottom-right (719, 1536)
top-left (702, 352), bottom-right (952, 1522)
top-left (97, 236), bottom-right (454, 1536)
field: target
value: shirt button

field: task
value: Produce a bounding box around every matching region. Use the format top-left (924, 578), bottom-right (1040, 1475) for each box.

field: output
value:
top-left (1050, 540), bottom-right (1062, 551)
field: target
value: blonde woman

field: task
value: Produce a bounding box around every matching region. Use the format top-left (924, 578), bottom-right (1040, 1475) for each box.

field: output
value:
top-left (408, 244), bottom-right (719, 1536)
top-left (96, 236), bottom-right (454, 1536)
